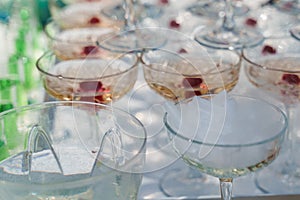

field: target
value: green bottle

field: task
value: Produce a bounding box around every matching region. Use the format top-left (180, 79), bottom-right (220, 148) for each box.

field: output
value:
top-left (0, 137), bottom-right (9, 162)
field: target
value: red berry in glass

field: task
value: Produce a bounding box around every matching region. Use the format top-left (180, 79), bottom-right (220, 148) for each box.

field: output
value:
top-left (182, 77), bottom-right (203, 87)
top-left (169, 20), bottom-right (180, 29)
top-left (245, 18), bottom-right (257, 27)
top-left (262, 45), bottom-right (276, 55)
top-left (282, 74), bottom-right (300, 85)
top-left (79, 81), bottom-right (103, 92)
top-left (178, 48), bottom-right (187, 54)
top-left (82, 46), bottom-right (98, 55)
top-left (89, 17), bottom-right (101, 24)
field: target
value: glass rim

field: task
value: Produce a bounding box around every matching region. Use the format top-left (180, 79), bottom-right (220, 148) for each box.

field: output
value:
top-left (44, 19), bottom-right (115, 45)
top-left (242, 46), bottom-right (300, 74)
top-left (36, 51), bottom-right (139, 81)
top-left (0, 101), bottom-right (147, 187)
top-left (164, 94), bottom-right (288, 148)
top-left (141, 48), bottom-right (241, 77)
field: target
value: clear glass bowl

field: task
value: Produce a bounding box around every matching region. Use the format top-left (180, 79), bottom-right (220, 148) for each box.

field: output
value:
top-left (0, 101), bottom-right (146, 199)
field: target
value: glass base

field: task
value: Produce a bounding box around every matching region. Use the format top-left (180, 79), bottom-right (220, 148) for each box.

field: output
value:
top-left (159, 168), bottom-right (220, 197)
top-left (102, 3), bottom-right (163, 21)
top-left (290, 25), bottom-right (300, 41)
top-left (98, 28), bottom-right (167, 53)
top-left (195, 27), bottom-right (264, 49)
top-left (187, 0), bottom-right (249, 18)
top-left (255, 166), bottom-right (300, 194)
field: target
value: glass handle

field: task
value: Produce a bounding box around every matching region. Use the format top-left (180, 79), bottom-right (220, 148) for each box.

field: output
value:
top-left (222, 0), bottom-right (235, 31)
top-left (219, 178), bottom-right (233, 200)
top-left (90, 126), bottom-right (124, 176)
top-left (23, 125), bottom-right (64, 179)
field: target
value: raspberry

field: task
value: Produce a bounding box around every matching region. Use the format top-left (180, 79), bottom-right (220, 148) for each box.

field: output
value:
top-left (262, 45), bottom-right (276, 55)
top-left (182, 77), bottom-right (203, 87)
top-left (83, 46), bottom-right (98, 55)
top-left (245, 18), bottom-right (257, 27)
top-left (160, 0), bottom-right (169, 4)
top-left (169, 20), bottom-right (180, 29)
top-left (282, 74), bottom-right (300, 85)
top-left (79, 81), bottom-right (103, 92)
top-left (89, 17), bottom-right (100, 24)
top-left (178, 48), bottom-right (187, 53)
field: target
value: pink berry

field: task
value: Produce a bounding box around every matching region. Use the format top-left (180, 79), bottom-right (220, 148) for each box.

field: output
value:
top-left (262, 45), bottom-right (276, 55)
top-left (178, 48), bottom-right (187, 53)
top-left (83, 46), bottom-right (98, 55)
top-left (79, 81), bottom-right (103, 92)
top-left (182, 77), bottom-right (203, 87)
top-left (89, 17), bottom-right (101, 24)
top-left (169, 20), bottom-right (180, 29)
top-left (245, 18), bottom-right (257, 27)
top-left (282, 74), bottom-right (300, 85)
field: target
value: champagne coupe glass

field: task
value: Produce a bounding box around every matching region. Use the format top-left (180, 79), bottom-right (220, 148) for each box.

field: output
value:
top-left (141, 43), bottom-right (241, 197)
top-left (164, 94), bottom-right (287, 200)
top-left (36, 51), bottom-right (138, 104)
top-left (101, 0), bottom-right (163, 22)
top-left (243, 37), bottom-right (300, 193)
top-left (290, 24), bottom-right (300, 40)
top-left (194, 0), bottom-right (264, 49)
top-left (48, 0), bottom-right (122, 29)
top-left (187, 0), bottom-right (249, 19)
top-left (0, 101), bottom-right (146, 199)
top-left (44, 20), bottom-right (117, 60)
top-left (98, 0), bottom-right (167, 53)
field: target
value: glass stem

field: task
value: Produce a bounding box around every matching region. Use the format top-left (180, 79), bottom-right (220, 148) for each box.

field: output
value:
top-left (222, 0), bottom-right (235, 31)
top-left (283, 104), bottom-right (300, 183)
top-left (219, 178), bottom-right (233, 200)
top-left (123, 0), bottom-right (137, 31)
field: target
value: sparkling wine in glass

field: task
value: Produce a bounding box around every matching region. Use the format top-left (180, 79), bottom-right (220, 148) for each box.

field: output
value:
top-left (142, 46), bottom-right (241, 102)
top-left (164, 94), bottom-right (287, 200)
top-left (243, 37), bottom-right (300, 193)
top-left (36, 51), bottom-right (139, 104)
